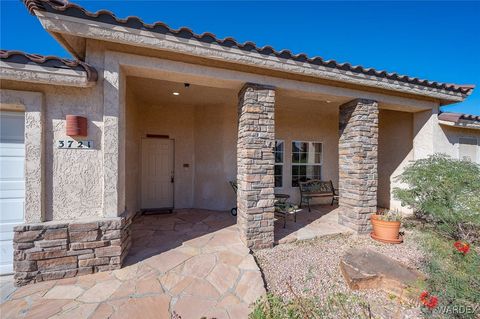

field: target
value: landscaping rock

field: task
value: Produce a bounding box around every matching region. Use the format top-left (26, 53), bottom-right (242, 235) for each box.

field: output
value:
top-left (340, 248), bottom-right (424, 299)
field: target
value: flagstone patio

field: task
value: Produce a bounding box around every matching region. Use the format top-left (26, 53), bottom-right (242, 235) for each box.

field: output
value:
top-left (274, 205), bottom-right (352, 244)
top-left (0, 206), bottom-right (349, 319)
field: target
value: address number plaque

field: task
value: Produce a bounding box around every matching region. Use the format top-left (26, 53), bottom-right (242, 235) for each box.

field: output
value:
top-left (57, 140), bottom-right (93, 149)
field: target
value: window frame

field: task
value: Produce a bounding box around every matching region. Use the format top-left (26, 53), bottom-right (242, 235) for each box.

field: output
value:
top-left (291, 140), bottom-right (323, 187)
top-left (274, 140), bottom-right (284, 188)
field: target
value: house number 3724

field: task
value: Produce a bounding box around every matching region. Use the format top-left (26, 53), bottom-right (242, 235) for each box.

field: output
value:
top-left (57, 140), bottom-right (93, 149)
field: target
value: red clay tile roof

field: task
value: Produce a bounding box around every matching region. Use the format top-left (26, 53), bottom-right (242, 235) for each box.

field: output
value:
top-left (438, 112), bottom-right (480, 123)
top-left (22, 0), bottom-right (474, 96)
top-left (0, 49), bottom-right (98, 83)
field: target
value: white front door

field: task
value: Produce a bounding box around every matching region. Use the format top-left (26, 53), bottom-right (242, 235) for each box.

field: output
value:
top-left (0, 112), bottom-right (25, 275)
top-left (141, 138), bottom-right (174, 209)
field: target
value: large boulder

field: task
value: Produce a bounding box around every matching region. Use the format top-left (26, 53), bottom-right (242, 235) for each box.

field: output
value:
top-left (340, 248), bottom-right (424, 300)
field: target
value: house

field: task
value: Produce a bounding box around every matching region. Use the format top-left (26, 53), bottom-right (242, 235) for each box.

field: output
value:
top-left (0, 0), bottom-right (476, 284)
top-left (436, 112), bottom-right (480, 162)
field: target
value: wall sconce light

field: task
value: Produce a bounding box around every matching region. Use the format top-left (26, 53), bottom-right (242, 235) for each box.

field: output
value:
top-left (66, 115), bottom-right (87, 136)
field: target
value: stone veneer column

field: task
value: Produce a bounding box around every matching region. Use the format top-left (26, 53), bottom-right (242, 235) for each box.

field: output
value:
top-left (338, 99), bottom-right (379, 233)
top-left (237, 83), bottom-right (276, 249)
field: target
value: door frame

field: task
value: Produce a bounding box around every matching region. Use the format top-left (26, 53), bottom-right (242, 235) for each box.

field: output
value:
top-left (140, 136), bottom-right (175, 211)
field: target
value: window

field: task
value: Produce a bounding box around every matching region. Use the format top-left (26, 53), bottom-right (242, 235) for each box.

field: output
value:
top-left (459, 137), bottom-right (478, 163)
top-left (292, 141), bottom-right (322, 187)
top-left (274, 140), bottom-right (284, 187)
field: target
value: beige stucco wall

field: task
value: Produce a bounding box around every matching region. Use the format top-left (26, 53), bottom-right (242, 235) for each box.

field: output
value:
top-left (436, 125), bottom-right (480, 162)
top-left (125, 88), bottom-right (141, 216)
top-left (377, 109), bottom-right (413, 209)
top-left (123, 97), bottom-right (238, 212)
top-left (193, 104), bottom-right (237, 211)
top-left (0, 43), bottom-right (105, 221)
top-left (0, 82), bottom-right (104, 221)
top-left (126, 102), bottom-right (195, 210)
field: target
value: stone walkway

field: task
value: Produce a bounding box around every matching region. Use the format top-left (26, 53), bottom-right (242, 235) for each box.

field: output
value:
top-left (274, 205), bottom-right (352, 244)
top-left (0, 210), bottom-right (266, 319)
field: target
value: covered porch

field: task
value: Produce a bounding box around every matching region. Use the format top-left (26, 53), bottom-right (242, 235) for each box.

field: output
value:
top-left (108, 51), bottom-right (430, 250)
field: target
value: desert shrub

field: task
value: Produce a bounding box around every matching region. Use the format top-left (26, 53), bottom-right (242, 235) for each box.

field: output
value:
top-left (249, 292), bottom-right (373, 319)
top-left (419, 231), bottom-right (480, 319)
top-left (393, 154), bottom-right (480, 242)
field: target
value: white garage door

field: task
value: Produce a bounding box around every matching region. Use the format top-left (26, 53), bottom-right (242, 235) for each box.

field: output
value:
top-left (0, 111), bottom-right (25, 275)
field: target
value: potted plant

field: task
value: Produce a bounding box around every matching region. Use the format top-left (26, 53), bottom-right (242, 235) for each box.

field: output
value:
top-left (370, 209), bottom-right (403, 244)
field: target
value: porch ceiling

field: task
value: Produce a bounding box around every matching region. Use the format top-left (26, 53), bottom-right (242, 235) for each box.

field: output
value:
top-left (126, 72), bottom-right (430, 114)
top-left (127, 76), bottom-right (345, 111)
top-left (127, 76), bottom-right (236, 106)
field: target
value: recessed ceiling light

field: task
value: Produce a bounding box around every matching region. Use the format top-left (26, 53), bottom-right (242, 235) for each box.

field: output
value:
top-left (173, 92), bottom-right (180, 96)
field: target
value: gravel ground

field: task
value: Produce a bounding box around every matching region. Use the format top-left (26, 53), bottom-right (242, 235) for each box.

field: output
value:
top-left (255, 229), bottom-right (427, 319)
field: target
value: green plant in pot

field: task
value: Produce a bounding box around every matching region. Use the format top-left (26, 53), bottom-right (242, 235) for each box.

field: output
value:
top-left (370, 209), bottom-right (403, 244)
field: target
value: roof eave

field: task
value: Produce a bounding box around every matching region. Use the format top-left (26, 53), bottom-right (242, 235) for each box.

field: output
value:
top-left (0, 60), bottom-right (95, 87)
top-left (34, 9), bottom-right (472, 102)
top-left (438, 119), bottom-right (480, 130)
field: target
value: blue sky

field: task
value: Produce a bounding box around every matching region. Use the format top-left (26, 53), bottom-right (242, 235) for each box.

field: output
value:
top-left (1, 1), bottom-right (479, 115)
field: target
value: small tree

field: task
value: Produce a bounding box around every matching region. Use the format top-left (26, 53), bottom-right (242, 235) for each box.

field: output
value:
top-left (393, 154), bottom-right (480, 242)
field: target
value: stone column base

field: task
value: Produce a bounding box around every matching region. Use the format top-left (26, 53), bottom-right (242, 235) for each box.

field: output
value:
top-left (13, 215), bottom-right (132, 286)
top-left (338, 208), bottom-right (373, 233)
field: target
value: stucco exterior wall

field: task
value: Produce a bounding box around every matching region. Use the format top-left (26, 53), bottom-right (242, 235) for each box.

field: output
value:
top-left (0, 42), bottom-right (105, 221)
top-left (377, 109), bottom-right (413, 209)
top-left (133, 102), bottom-right (195, 209)
top-left (125, 88), bottom-right (141, 216)
top-left (193, 104), bottom-right (237, 211)
top-left (123, 98), bottom-right (238, 212)
top-left (0, 80), bottom-right (104, 221)
top-left (275, 99), bottom-right (339, 205)
top-left (413, 107), bottom-right (438, 160)
top-left (435, 125), bottom-right (480, 162)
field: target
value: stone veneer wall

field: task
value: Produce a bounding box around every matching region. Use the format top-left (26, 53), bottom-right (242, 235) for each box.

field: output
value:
top-left (13, 216), bottom-right (131, 286)
top-left (237, 83), bottom-right (276, 249)
top-left (338, 99), bottom-right (379, 233)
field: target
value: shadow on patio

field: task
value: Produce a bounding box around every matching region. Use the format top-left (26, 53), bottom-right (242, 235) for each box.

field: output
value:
top-left (125, 209), bottom-right (236, 265)
top-left (126, 206), bottom-right (352, 263)
top-left (274, 205), bottom-right (352, 245)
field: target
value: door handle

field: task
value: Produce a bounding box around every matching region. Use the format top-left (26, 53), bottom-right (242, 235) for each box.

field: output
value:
top-left (171, 176), bottom-right (174, 183)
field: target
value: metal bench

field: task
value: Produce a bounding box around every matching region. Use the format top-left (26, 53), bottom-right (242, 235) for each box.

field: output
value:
top-left (299, 180), bottom-right (338, 211)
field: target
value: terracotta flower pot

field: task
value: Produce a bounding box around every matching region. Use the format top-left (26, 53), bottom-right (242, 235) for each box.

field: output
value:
top-left (370, 214), bottom-right (403, 244)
